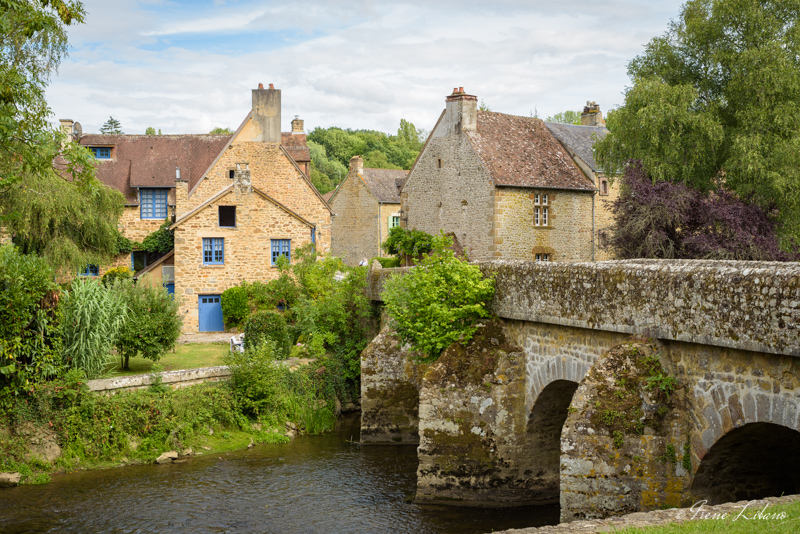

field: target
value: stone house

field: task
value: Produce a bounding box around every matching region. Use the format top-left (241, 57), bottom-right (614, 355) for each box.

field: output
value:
top-left (328, 155), bottom-right (408, 265)
top-left (544, 102), bottom-right (619, 261)
top-left (401, 88), bottom-right (597, 262)
top-left (62, 84), bottom-right (330, 332)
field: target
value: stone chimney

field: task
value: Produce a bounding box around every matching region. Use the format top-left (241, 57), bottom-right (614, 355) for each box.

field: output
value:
top-left (59, 119), bottom-right (74, 136)
top-left (251, 83), bottom-right (281, 143)
top-left (291, 115), bottom-right (304, 134)
top-left (349, 155), bottom-right (364, 176)
top-left (444, 87), bottom-right (478, 135)
top-left (581, 101), bottom-right (605, 127)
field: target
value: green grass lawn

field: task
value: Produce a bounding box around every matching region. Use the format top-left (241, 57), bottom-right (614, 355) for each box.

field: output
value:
top-left (103, 343), bottom-right (230, 377)
top-left (617, 500), bottom-right (800, 534)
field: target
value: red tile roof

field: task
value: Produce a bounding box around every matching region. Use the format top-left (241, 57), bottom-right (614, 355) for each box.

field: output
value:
top-left (467, 111), bottom-right (595, 191)
top-left (281, 132), bottom-right (310, 164)
top-left (82, 131), bottom-right (313, 204)
top-left (80, 134), bottom-right (231, 204)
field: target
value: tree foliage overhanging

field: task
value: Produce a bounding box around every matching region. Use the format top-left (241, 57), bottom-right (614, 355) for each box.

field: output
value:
top-left (594, 0), bottom-right (800, 248)
top-left (607, 162), bottom-right (798, 261)
top-left (307, 119), bottom-right (425, 194)
top-left (1, 0), bottom-right (124, 272)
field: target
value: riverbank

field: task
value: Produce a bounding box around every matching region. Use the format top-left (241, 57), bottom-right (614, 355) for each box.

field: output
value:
top-left (0, 353), bottom-right (359, 487)
top-left (491, 494), bottom-right (800, 533)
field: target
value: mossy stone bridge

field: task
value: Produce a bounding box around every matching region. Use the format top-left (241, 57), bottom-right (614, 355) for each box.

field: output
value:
top-left (361, 259), bottom-right (800, 522)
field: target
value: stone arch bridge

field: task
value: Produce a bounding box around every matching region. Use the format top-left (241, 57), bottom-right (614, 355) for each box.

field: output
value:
top-left (361, 259), bottom-right (800, 522)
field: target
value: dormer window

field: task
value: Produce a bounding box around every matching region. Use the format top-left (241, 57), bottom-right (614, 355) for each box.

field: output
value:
top-left (90, 147), bottom-right (111, 159)
top-left (140, 188), bottom-right (169, 219)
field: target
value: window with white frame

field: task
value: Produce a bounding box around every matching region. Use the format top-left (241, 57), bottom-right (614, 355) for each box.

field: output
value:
top-left (389, 215), bottom-right (400, 229)
top-left (534, 192), bottom-right (550, 226)
top-left (535, 253), bottom-right (550, 261)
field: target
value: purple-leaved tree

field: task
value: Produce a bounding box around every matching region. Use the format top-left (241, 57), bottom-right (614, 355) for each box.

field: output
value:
top-left (607, 162), bottom-right (798, 261)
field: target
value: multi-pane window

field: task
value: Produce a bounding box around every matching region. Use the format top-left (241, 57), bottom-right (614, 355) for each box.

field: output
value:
top-left (219, 206), bottom-right (236, 227)
top-left (79, 264), bottom-right (99, 276)
top-left (203, 238), bottom-right (224, 265)
top-left (534, 193), bottom-right (549, 227)
top-left (90, 147), bottom-right (111, 159)
top-left (271, 239), bottom-right (291, 265)
top-left (535, 253), bottom-right (550, 261)
top-left (140, 188), bottom-right (169, 219)
top-left (390, 215), bottom-right (400, 229)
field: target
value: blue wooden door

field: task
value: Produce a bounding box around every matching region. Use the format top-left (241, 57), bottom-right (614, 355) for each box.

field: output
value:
top-left (198, 295), bottom-right (224, 332)
top-left (165, 282), bottom-right (175, 295)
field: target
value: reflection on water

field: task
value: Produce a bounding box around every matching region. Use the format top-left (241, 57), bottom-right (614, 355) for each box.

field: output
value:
top-left (0, 414), bottom-right (557, 533)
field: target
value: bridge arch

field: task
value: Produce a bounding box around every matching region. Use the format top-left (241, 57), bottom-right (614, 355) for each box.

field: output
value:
top-left (690, 422), bottom-right (800, 503)
top-left (688, 379), bottom-right (800, 503)
top-left (519, 379), bottom-right (581, 503)
top-left (526, 355), bottom-right (591, 413)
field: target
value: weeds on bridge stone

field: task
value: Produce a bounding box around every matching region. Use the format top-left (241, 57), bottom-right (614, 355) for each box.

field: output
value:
top-left (587, 343), bottom-right (680, 448)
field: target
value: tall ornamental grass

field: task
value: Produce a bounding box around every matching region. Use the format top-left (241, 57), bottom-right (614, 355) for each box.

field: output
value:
top-left (61, 279), bottom-right (127, 378)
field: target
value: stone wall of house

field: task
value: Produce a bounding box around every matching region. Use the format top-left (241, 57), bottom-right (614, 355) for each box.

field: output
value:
top-left (182, 137), bottom-right (330, 254)
top-left (402, 132), bottom-right (496, 260)
top-left (594, 173), bottom-right (620, 261)
top-left (360, 324), bottom-right (427, 444)
top-left (174, 188), bottom-right (313, 333)
top-left (493, 187), bottom-right (593, 262)
top-left (330, 172), bottom-right (380, 265)
top-left (118, 204), bottom-right (172, 243)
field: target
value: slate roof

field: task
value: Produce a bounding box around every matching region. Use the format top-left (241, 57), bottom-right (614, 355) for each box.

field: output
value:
top-left (466, 111), bottom-right (595, 191)
top-left (544, 122), bottom-right (608, 172)
top-left (362, 168), bottom-right (408, 203)
top-left (80, 134), bottom-right (231, 204)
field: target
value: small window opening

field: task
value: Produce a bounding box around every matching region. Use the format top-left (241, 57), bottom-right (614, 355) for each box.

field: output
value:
top-left (228, 169), bottom-right (235, 179)
top-left (437, 159), bottom-right (443, 169)
top-left (219, 206), bottom-right (236, 227)
top-left (600, 180), bottom-right (609, 195)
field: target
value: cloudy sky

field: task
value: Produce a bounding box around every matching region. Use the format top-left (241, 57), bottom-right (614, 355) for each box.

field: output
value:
top-left (47, 0), bottom-right (685, 136)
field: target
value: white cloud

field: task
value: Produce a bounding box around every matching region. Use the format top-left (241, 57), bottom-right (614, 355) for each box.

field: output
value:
top-left (47, 0), bottom-right (685, 135)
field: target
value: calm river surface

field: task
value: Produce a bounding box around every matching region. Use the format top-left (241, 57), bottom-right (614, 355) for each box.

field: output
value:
top-left (0, 414), bottom-right (557, 533)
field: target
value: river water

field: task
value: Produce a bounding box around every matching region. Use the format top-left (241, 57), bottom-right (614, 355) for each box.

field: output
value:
top-left (0, 414), bottom-right (557, 533)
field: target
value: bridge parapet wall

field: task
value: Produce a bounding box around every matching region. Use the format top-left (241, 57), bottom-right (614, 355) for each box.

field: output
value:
top-left (478, 259), bottom-right (799, 357)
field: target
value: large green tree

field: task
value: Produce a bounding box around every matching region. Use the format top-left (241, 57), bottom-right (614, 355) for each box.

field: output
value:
top-left (595, 0), bottom-right (800, 247)
top-left (1, 1), bottom-right (124, 273)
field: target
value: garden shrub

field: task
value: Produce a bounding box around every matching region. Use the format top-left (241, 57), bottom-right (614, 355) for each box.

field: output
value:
top-left (381, 226), bottom-right (434, 265)
top-left (61, 278), bottom-right (128, 378)
top-left (113, 280), bottom-right (182, 369)
top-left (221, 285), bottom-right (248, 328)
top-left (382, 233), bottom-right (495, 361)
top-left (101, 265), bottom-right (132, 287)
top-left (0, 245), bottom-right (63, 398)
top-left (291, 251), bottom-right (373, 381)
top-left (242, 310), bottom-right (291, 359)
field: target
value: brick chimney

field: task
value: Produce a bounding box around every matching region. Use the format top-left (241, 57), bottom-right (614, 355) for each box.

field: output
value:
top-left (581, 101), bottom-right (605, 127)
top-left (349, 155), bottom-right (364, 176)
top-left (251, 83), bottom-right (281, 143)
top-left (444, 87), bottom-right (478, 135)
top-left (291, 115), bottom-right (304, 134)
